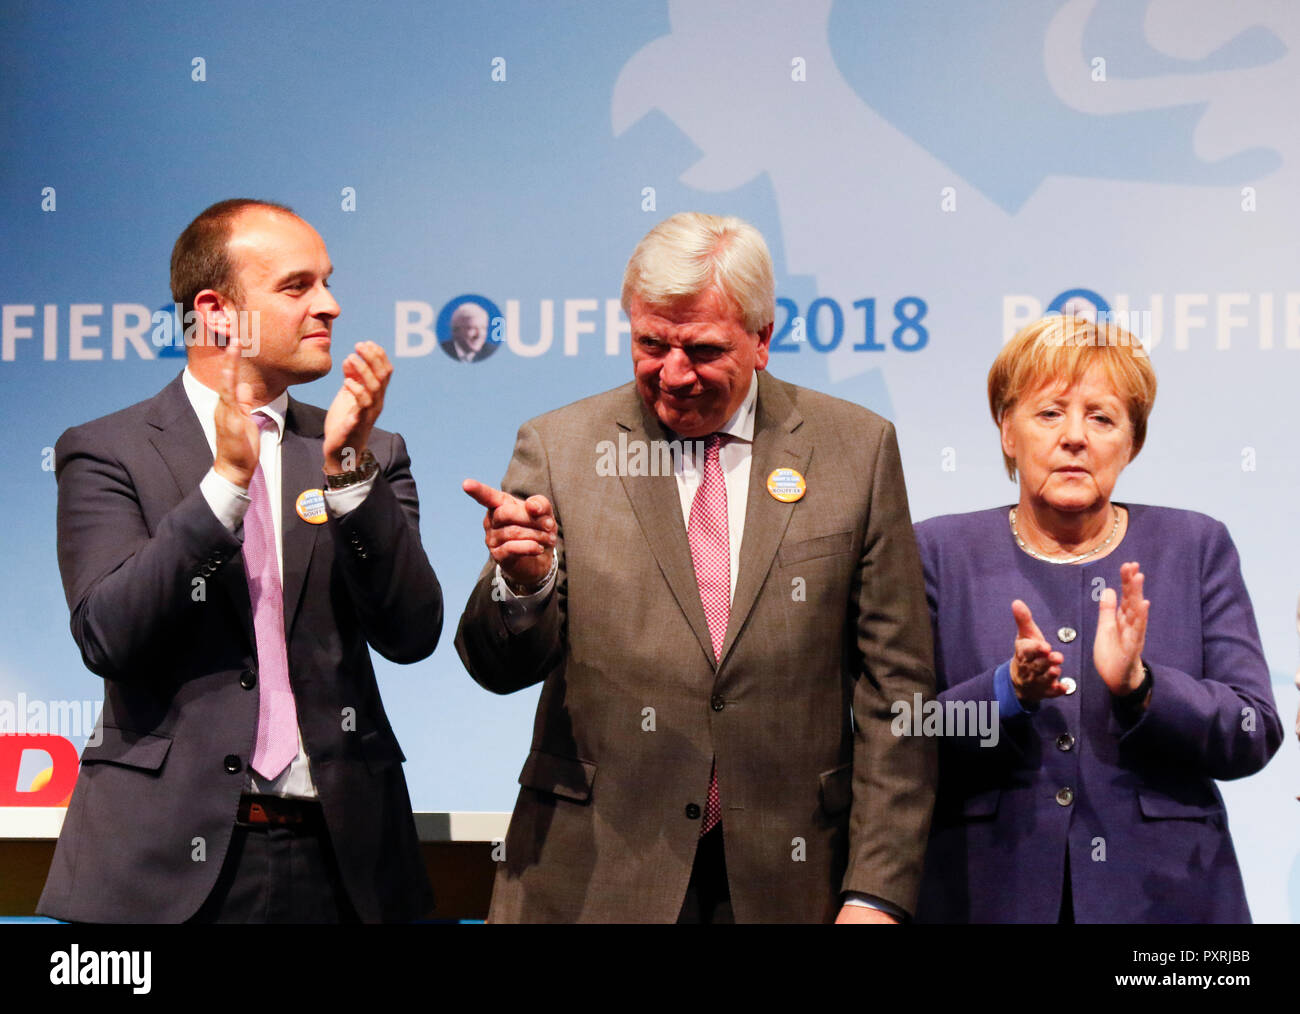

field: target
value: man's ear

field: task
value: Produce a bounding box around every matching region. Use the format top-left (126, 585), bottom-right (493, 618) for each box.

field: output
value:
top-left (754, 321), bottom-right (774, 372)
top-left (193, 289), bottom-right (234, 342)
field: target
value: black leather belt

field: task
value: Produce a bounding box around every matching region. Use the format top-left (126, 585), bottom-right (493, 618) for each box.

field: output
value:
top-left (236, 793), bottom-right (325, 831)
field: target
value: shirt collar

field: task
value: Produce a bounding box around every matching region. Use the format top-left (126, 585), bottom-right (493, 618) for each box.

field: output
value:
top-left (182, 366), bottom-right (289, 445)
top-left (715, 371), bottom-right (758, 444)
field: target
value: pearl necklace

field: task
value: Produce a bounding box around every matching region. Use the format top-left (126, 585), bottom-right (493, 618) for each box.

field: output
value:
top-left (1010, 506), bottom-right (1120, 565)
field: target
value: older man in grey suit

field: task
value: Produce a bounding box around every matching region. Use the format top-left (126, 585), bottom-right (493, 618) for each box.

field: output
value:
top-left (458, 212), bottom-right (935, 923)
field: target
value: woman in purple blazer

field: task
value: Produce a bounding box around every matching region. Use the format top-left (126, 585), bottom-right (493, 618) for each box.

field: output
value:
top-left (914, 315), bottom-right (1282, 923)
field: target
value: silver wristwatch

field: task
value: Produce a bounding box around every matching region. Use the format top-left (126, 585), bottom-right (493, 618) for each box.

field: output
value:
top-left (324, 449), bottom-right (379, 489)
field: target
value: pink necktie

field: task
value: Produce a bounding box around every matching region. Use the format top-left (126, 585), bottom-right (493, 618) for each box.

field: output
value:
top-left (687, 434), bottom-right (728, 835)
top-left (243, 413), bottom-right (298, 781)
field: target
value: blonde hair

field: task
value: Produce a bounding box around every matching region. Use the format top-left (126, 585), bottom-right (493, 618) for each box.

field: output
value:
top-left (621, 212), bottom-right (774, 333)
top-left (988, 315), bottom-right (1157, 480)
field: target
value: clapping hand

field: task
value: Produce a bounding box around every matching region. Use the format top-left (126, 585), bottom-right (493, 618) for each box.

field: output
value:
top-left (1095, 561), bottom-right (1150, 697)
top-left (324, 342), bottom-right (391, 474)
top-left (1009, 599), bottom-right (1068, 703)
top-left (212, 335), bottom-right (259, 489)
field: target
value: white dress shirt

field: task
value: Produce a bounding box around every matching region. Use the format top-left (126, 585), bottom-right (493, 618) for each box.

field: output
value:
top-left (182, 368), bottom-right (373, 798)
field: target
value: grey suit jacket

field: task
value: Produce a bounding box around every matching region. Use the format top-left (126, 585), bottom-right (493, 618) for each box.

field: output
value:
top-left (456, 371), bottom-right (936, 922)
top-left (39, 372), bottom-right (441, 923)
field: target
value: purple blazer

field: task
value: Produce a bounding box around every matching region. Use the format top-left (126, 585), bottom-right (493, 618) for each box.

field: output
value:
top-left (913, 504), bottom-right (1282, 923)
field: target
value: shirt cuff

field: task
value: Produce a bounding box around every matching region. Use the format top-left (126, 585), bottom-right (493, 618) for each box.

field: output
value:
top-left (200, 467), bottom-right (251, 533)
top-left (842, 891), bottom-right (907, 921)
top-left (495, 555), bottom-right (558, 635)
top-left (323, 472), bottom-right (376, 517)
top-left (994, 659), bottom-right (1034, 718)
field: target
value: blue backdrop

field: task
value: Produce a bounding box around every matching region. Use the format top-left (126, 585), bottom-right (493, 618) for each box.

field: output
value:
top-left (2, 0), bottom-right (1297, 920)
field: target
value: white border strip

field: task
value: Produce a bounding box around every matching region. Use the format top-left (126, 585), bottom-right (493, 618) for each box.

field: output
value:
top-left (0, 809), bottom-right (511, 843)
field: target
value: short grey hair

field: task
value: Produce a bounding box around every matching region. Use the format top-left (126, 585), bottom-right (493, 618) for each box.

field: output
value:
top-left (621, 212), bottom-right (775, 333)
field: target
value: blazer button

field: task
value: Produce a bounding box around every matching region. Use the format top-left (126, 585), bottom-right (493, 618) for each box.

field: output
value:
top-left (1055, 786), bottom-right (1074, 807)
top-left (1056, 733), bottom-right (1075, 752)
top-left (223, 754), bottom-right (243, 774)
top-left (1057, 626), bottom-right (1077, 643)
top-left (685, 803), bottom-right (701, 820)
top-left (240, 669), bottom-right (257, 690)
top-left (710, 695), bottom-right (725, 712)
top-left (1059, 677), bottom-right (1077, 695)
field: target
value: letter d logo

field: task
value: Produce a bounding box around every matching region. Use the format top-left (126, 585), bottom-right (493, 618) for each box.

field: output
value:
top-left (0, 735), bottom-right (79, 806)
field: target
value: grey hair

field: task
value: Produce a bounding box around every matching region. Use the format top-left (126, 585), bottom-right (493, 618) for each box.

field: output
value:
top-left (621, 212), bottom-right (775, 333)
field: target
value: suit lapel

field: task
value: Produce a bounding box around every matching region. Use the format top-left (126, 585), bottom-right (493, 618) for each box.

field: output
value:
top-left (280, 396), bottom-right (323, 634)
top-left (718, 372), bottom-right (810, 665)
top-left (145, 373), bottom-right (254, 646)
top-left (146, 373), bottom-right (214, 498)
top-left (615, 396), bottom-right (717, 667)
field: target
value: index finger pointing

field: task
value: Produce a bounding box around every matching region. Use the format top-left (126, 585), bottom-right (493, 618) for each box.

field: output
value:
top-left (463, 478), bottom-right (509, 510)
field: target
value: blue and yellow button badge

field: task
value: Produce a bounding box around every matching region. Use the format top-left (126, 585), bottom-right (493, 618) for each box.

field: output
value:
top-left (295, 488), bottom-right (328, 524)
top-left (766, 467), bottom-right (806, 503)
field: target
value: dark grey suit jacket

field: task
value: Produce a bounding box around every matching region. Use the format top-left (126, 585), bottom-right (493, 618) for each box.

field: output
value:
top-left (38, 372), bottom-right (441, 923)
top-left (457, 371), bottom-right (936, 922)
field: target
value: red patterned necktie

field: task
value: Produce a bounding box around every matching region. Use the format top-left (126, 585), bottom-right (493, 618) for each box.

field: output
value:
top-left (243, 413), bottom-right (298, 780)
top-left (687, 434), bottom-right (728, 835)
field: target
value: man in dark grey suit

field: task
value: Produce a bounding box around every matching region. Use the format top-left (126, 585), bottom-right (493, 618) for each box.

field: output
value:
top-left (458, 212), bottom-right (936, 923)
top-left (39, 199), bottom-right (441, 923)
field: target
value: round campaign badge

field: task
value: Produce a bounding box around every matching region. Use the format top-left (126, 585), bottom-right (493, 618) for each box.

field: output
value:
top-left (766, 467), bottom-right (806, 503)
top-left (295, 488), bottom-right (328, 525)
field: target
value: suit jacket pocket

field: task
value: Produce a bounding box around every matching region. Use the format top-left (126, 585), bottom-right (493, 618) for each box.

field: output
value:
top-left (518, 749), bottom-right (596, 803)
top-left (1137, 787), bottom-right (1223, 821)
top-left (778, 530), bottom-right (853, 567)
top-left (819, 761), bottom-right (853, 816)
top-left (360, 729), bottom-right (407, 773)
top-left (79, 726), bottom-right (172, 772)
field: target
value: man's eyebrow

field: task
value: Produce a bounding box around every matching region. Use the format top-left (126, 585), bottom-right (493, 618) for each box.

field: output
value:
top-left (682, 337), bottom-right (727, 349)
top-left (275, 267), bottom-right (332, 286)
